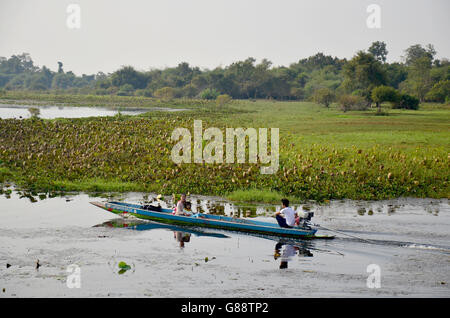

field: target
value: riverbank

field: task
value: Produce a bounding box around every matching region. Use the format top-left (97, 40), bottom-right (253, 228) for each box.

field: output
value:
top-left (0, 91), bottom-right (218, 110)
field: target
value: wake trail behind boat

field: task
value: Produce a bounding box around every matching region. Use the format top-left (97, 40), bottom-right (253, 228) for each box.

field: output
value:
top-left (322, 233), bottom-right (450, 254)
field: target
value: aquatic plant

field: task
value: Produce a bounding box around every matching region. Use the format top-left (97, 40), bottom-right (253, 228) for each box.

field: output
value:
top-left (0, 99), bottom-right (448, 202)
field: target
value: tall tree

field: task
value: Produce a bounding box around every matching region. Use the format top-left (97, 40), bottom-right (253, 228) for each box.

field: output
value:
top-left (57, 62), bottom-right (64, 74)
top-left (371, 85), bottom-right (399, 113)
top-left (111, 66), bottom-right (148, 89)
top-left (402, 56), bottom-right (433, 102)
top-left (341, 51), bottom-right (387, 105)
top-left (403, 44), bottom-right (436, 66)
top-left (368, 41), bottom-right (388, 63)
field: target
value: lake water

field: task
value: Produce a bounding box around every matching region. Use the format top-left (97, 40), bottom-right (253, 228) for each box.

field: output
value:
top-left (0, 188), bottom-right (449, 297)
top-left (0, 104), bottom-right (185, 119)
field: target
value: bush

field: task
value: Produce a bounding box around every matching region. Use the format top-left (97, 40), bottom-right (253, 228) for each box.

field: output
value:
top-left (94, 88), bottom-right (109, 95)
top-left (134, 89), bottom-right (152, 97)
top-left (338, 94), bottom-right (367, 112)
top-left (425, 80), bottom-right (450, 103)
top-left (393, 93), bottom-right (419, 110)
top-left (200, 88), bottom-right (220, 100)
top-left (216, 94), bottom-right (232, 107)
top-left (371, 86), bottom-right (400, 104)
top-left (116, 84), bottom-right (134, 96)
top-left (153, 87), bottom-right (175, 101)
top-left (313, 87), bottom-right (335, 108)
top-left (290, 87), bottom-right (305, 100)
top-left (182, 84), bottom-right (198, 98)
top-left (371, 85), bottom-right (400, 112)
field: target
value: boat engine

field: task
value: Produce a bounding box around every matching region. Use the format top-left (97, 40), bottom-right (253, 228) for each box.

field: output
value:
top-left (303, 211), bottom-right (314, 221)
top-left (298, 211), bottom-right (314, 228)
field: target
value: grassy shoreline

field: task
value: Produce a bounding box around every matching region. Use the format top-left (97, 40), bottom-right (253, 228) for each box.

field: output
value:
top-left (0, 94), bottom-right (449, 203)
top-left (0, 90), bottom-right (220, 110)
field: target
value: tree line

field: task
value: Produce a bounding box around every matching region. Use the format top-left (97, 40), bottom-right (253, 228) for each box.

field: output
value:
top-left (0, 41), bottom-right (449, 109)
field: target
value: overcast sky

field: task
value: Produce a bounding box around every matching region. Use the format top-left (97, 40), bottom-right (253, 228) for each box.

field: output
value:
top-left (1, 0), bottom-right (449, 75)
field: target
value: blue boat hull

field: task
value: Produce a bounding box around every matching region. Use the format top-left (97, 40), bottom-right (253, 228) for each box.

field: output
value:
top-left (91, 201), bottom-right (318, 238)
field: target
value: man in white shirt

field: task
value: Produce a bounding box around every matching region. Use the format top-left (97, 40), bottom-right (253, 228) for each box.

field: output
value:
top-left (275, 199), bottom-right (297, 228)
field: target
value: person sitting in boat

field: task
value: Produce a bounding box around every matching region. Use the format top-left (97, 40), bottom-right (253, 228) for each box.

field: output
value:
top-left (174, 194), bottom-right (192, 216)
top-left (275, 199), bottom-right (298, 228)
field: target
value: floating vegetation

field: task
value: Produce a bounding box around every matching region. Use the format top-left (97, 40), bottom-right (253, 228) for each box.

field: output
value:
top-left (0, 100), bottom-right (449, 202)
top-left (117, 261), bottom-right (132, 275)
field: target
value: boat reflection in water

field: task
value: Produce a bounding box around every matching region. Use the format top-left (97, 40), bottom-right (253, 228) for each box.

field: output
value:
top-left (95, 219), bottom-right (230, 249)
top-left (274, 242), bottom-right (313, 269)
top-left (94, 218), bottom-right (230, 240)
top-left (95, 218), bottom-right (318, 269)
top-left (174, 231), bottom-right (191, 248)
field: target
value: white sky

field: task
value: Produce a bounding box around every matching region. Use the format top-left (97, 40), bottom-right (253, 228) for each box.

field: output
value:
top-left (0, 0), bottom-right (449, 75)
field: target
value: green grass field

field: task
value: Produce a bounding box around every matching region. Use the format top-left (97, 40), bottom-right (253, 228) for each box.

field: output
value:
top-left (0, 92), bottom-right (448, 202)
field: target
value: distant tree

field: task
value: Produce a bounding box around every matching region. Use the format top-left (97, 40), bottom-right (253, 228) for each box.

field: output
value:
top-left (95, 77), bottom-right (112, 89)
top-left (154, 86), bottom-right (175, 101)
top-left (313, 87), bottom-right (335, 108)
top-left (51, 72), bottom-right (75, 89)
top-left (338, 94), bottom-right (366, 112)
top-left (111, 66), bottom-right (148, 89)
top-left (304, 66), bottom-right (342, 99)
top-left (368, 41), bottom-right (388, 63)
top-left (57, 62), bottom-right (64, 74)
top-left (182, 83), bottom-right (198, 98)
top-left (430, 63), bottom-right (450, 83)
top-left (216, 94), bottom-right (232, 108)
top-left (267, 67), bottom-right (292, 100)
top-left (290, 87), bottom-right (305, 100)
top-left (393, 93), bottom-right (420, 110)
top-left (401, 56), bottom-right (433, 102)
top-left (341, 51), bottom-right (387, 106)
top-left (134, 88), bottom-right (152, 97)
top-left (200, 88), bottom-right (220, 100)
top-left (40, 66), bottom-right (54, 88)
top-left (384, 62), bottom-right (408, 88)
top-left (425, 80), bottom-right (450, 103)
top-left (0, 53), bottom-right (37, 74)
top-left (403, 44), bottom-right (436, 66)
top-left (191, 74), bottom-right (209, 92)
top-left (225, 57), bottom-right (257, 98)
top-left (0, 74), bottom-right (11, 87)
top-left (116, 84), bottom-right (135, 96)
top-left (27, 74), bottom-right (49, 90)
top-left (252, 59), bottom-right (272, 99)
top-left (6, 74), bottom-right (26, 90)
top-left (296, 53), bottom-right (344, 71)
top-left (371, 85), bottom-right (400, 113)
top-left (216, 94), bottom-right (232, 107)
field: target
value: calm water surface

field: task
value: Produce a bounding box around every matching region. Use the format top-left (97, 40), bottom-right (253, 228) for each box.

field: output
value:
top-left (0, 188), bottom-right (449, 297)
top-left (0, 104), bottom-right (185, 119)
